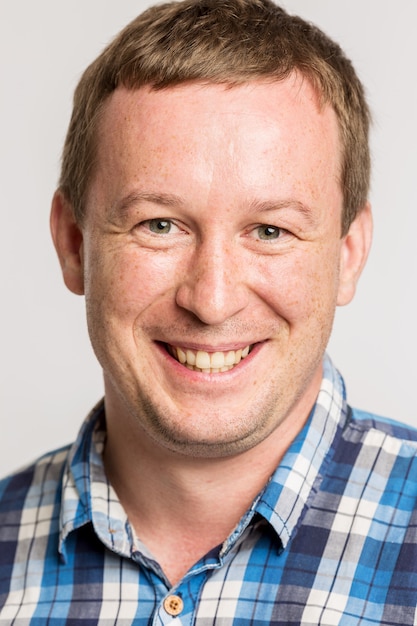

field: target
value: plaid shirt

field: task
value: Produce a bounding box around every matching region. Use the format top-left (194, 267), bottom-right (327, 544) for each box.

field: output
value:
top-left (1, 356), bottom-right (417, 625)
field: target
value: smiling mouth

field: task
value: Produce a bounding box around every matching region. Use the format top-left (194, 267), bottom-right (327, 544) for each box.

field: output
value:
top-left (166, 344), bottom-right (252, 373)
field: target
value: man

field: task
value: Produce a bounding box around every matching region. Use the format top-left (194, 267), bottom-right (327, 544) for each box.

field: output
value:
top-left (0, 0), bottom-right (416, 623)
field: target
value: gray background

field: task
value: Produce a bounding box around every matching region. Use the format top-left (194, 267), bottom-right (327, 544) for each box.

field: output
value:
top-left (1, 1), bottom-right (416, 476)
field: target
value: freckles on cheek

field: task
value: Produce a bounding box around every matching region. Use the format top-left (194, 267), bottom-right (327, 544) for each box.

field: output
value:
top-left (261, 258), bottom-right (308, 313)
top-left (107, 251), bottom-right (178, 316)
top-left (109, 260), bottom-right (147, 312)
top-left (264, 251), bottom-right (337, 322)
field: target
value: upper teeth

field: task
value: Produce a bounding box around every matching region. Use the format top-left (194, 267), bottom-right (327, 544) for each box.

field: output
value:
top-left (170, 345), bottom-right (251, 372)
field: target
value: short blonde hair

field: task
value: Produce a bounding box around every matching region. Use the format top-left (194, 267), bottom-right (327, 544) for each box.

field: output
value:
top-left (59, 0), bottom-right (370, 234)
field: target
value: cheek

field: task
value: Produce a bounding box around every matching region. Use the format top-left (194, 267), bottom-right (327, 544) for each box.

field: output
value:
top-left (257, 247), bottom-right (341, 324)
top-left (85, 246), bottom-right (182, 323)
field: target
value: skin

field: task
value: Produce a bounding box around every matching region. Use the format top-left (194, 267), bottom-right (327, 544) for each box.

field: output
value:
top-left (51, 75), bottom-right (372, 583)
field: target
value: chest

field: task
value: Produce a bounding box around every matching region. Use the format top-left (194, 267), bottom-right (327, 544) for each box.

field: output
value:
top-left (1, 518), bottom-right (417, 625)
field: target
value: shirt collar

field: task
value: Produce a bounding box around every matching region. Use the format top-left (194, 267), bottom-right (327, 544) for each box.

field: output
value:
top-left (59, 355), bottom-right (348, 557)
top-left (59, 400), bottom-right (134, 560)
top-left (255, 354), bottom-right (349, 548)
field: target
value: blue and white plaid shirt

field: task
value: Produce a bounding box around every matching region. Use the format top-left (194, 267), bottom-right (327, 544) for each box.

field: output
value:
top-left (1, 356), bottom-right (417, 625)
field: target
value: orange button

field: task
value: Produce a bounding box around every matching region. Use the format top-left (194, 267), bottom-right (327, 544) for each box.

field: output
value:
top-left (163, 594), bottom-right (184, 616)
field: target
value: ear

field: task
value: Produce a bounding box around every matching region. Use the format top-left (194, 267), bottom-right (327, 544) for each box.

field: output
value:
top-left (50, 190), bottom-right (84, 295)
top-left (337, 202), bottom-right (373, 306)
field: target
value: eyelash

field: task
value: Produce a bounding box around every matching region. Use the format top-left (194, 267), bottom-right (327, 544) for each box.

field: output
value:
top-left (254, 225), bottom-right (283, 241)
top-left (138, 219), bottom-right (183, 235)
top-left (136, 219), bottom-right (292, 244)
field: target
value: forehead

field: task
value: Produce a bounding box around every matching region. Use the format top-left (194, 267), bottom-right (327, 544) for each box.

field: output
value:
top-left (89, 77), bottom-right (342, 214)
top-left (98, 75), bottom-right (340, 147)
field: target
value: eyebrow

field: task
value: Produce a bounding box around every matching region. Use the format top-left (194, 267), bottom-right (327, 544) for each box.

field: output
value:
top-left (109, 191), bottom-right (318, 227)
top-left (108, 191), bottom-right (185, 222)
top-left (249, 199), bottom-right (319, 228)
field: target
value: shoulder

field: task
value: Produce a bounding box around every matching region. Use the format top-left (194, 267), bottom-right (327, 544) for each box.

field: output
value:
top-left (323, 408), bottom-right (417, 519)
top-left (0, 446), bottom-right (73, 605)
top-left (0, 445), bottom-right (71, 515)
top-left (349, 407), bottom-right (417, 444)
top-left (336, 407), bottom-right (417, 477)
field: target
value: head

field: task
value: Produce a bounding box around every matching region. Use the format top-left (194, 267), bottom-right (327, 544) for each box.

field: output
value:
top-left (59, 0), bottom-right (370, 236)
top-left (51, 1), bottom-right (373, 460)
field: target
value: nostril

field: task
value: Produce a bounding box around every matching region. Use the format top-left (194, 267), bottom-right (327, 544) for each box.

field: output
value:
top-left (175, 278), bottom-right (249, 326)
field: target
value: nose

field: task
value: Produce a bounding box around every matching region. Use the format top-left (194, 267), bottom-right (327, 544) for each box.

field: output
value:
top-left (175, 238), bottom-right (249, 325)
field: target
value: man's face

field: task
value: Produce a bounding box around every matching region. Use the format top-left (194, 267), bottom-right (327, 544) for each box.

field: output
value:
top-left (55, 76), bottom-right (370, 458)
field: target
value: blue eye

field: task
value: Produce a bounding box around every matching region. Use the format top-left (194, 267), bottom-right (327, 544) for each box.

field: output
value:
top-left (257, 225), bottom-right (280, 240)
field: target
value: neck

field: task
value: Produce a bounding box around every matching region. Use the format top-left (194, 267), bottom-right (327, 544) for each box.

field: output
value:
top-left (103, 408), bottom-right (306, 585)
